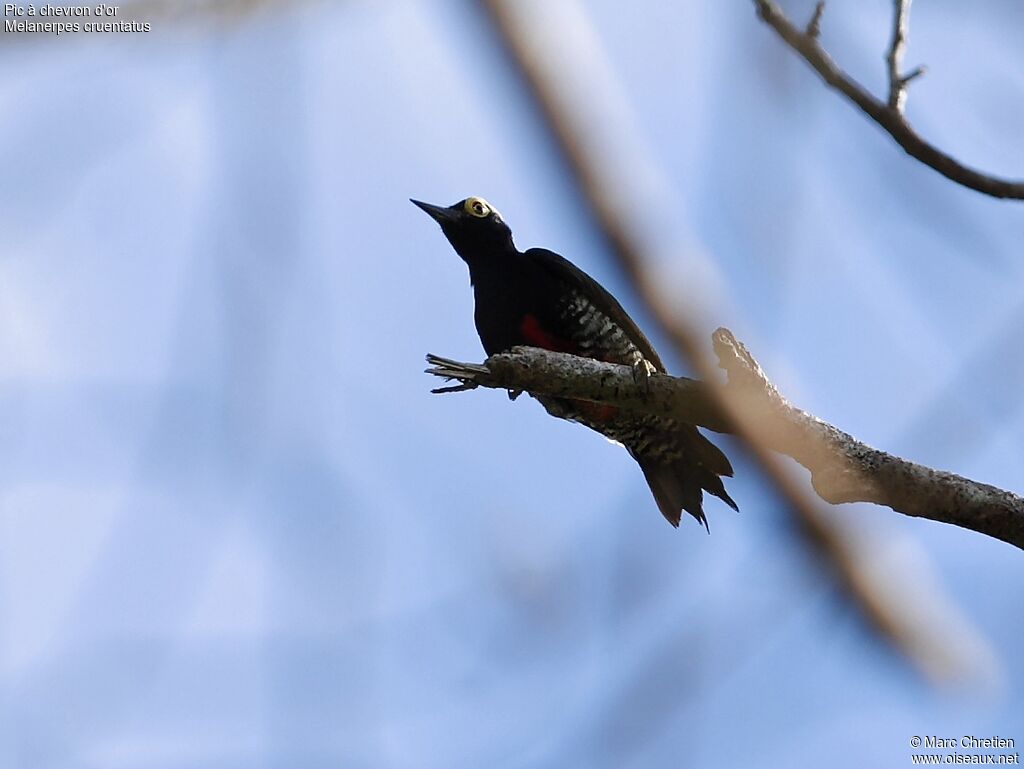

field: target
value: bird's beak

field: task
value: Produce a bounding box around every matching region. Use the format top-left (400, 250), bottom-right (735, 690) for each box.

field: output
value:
top-left (411, 199), bottom-right (457, 225)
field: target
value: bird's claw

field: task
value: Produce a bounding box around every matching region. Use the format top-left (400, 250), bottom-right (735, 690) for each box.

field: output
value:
top-left (632, 357), bottom-right (656, 392)
top-left (507, 389), bottom-right (523, 401)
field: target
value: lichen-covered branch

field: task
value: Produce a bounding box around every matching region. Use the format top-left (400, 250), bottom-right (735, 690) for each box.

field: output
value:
top-left (753, 0), bottom-right (1024, 200)
top-left (427, 336), bottom-right (1024, 551)
top-left (710, 329), bottom-right (1024, 549)
top-left (427, 350), bottom-right (727, 429)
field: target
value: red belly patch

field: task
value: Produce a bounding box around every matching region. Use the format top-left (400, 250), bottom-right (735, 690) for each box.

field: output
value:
top-left (519, 314), bottom-right (577, 353)
top-left (573, 400), bottom-right (620, 423)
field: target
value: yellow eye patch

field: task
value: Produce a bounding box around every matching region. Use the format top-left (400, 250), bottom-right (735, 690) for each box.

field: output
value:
top-left (464, 197), bottom-right (492, 218)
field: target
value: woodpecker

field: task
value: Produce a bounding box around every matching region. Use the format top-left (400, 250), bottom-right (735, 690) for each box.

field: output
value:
top-left (413, 196), bottom-right (737, 529)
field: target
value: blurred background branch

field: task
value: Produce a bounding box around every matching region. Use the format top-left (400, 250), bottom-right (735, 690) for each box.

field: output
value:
top-left (753, 0), bottom-right (1024, 200)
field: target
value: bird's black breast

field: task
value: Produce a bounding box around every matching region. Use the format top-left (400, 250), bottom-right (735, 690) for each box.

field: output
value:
top-left (470, 259), bottom-right (535, 356)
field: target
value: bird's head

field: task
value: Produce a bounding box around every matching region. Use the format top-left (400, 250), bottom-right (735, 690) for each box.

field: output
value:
top-left (411, 196), bottom-right (515, 262)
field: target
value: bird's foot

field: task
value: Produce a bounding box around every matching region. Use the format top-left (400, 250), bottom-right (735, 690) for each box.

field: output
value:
top-left (507, 389), bottom-right (523, 401)
top-left (632, 357), bottom-right (657, 393)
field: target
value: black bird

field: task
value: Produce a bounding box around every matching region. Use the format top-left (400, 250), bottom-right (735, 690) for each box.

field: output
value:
top-left (413, 196), bottom-right (737, 529)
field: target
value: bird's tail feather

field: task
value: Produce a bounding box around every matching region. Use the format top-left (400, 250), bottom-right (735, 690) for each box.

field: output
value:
top-left (638, 455), bottom-right (738, 531)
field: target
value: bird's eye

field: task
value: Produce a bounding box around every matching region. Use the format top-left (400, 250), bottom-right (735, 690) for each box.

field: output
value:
top-left (464, 197), bottom-right (491, 218)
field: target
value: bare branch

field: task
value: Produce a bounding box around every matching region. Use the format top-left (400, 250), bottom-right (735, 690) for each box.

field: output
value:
top-left (753, 0), bottom-right (1024, 200)
top-left (427, 350), bottom-right (724, 428)
top-left (427, 342), bottom-right (1024, 552)
top-left (711, 330), bottom-right (1024, 548)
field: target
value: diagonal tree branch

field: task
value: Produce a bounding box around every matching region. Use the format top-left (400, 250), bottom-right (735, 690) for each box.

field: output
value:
top-left (753, 0), bottom-right (1024, 200)
top-left (427, 341), bottom-right (1024, 551)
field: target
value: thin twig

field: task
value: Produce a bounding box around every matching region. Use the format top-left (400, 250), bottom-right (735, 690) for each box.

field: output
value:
top-left (806, 1), bottom-right (825, 39)
top-left (754, 0), bottom-right (1024, 200)
top-left (887, 0), bottom-right (913, 112)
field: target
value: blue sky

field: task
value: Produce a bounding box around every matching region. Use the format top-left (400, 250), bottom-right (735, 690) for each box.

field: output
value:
top-left (1, 1), bottom-right (1023, 766)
